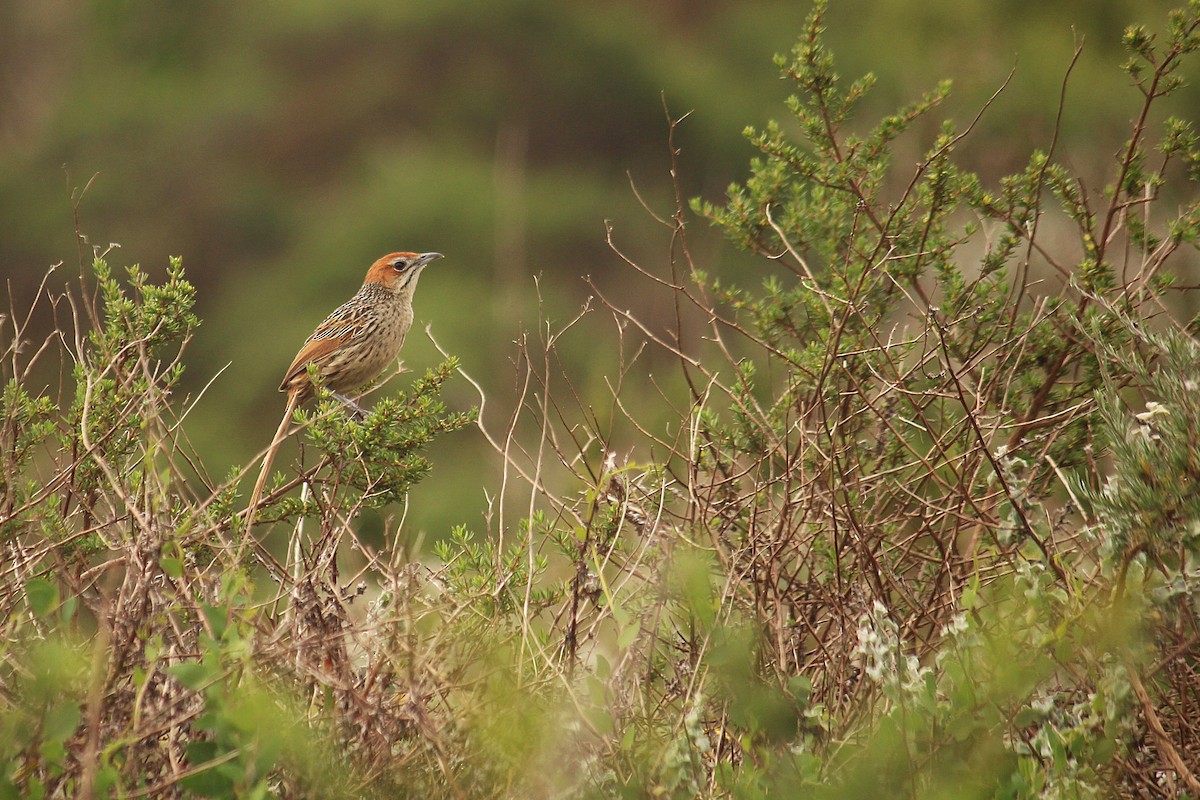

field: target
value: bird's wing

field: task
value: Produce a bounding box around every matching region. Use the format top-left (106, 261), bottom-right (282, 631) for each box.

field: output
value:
top-left (278, 303), bottom-right (367, 392)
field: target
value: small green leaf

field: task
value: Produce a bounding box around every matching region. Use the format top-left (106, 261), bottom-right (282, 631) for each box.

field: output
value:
top-left (93, 764), bottom-right (119, 797)
top-left (26, 578), bottom-right (57, 619)
top-left (181, 741), bottom-right (234, 797)
top-left (43, 702), bottom-right (81, 743)
top-left (160, 556), bottom-right (183, 579)
top-left (608, 598), bottom-right (630, 628)
top-left (594, 654), bottom-right (611, 679)
top-left (1013, 706), bottom-right (1042, 728)
top-left (586, 706), bottom-right (614, 736)
top-left (168, 661), bottom-right (216, 691)
top-left (788, 674), bottom-right (813, 704)
top-left (617, 621), bottom-right (640, 651)
top-left (202, 603), bottom-right (228, 640)
top-left (58, 594), bottom-right (77, 625)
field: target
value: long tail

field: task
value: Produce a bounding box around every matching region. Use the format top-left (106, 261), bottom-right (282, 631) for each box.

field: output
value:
top-left (246, 390), bottom-right (301, 534)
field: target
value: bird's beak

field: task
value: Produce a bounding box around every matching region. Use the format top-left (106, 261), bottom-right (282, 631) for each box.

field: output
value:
top-left (417, 252), bottom-right (444, 266)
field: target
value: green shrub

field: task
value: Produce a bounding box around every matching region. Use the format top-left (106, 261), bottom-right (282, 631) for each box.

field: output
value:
top-left (2, 2), bottom-right (1199, 796)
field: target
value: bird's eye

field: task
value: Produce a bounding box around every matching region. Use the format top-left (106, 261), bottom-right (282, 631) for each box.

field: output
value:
top-left (392, 260), bottom-right (407, 271)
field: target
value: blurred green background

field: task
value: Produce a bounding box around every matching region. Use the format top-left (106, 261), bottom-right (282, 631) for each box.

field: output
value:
top-left (0, 0), bottom-right (1185, 542)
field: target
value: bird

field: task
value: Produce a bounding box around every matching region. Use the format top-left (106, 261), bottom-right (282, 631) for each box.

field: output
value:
top-left (246, 251), bottom-right (443, 526)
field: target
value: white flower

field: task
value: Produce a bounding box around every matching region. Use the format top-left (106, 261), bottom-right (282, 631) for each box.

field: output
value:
top-left (1134, 401), bottom-right (1169, 422)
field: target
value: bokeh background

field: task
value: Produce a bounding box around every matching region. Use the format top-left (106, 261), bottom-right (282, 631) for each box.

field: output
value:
top-left (1, 0), bottom-right (1188, 542)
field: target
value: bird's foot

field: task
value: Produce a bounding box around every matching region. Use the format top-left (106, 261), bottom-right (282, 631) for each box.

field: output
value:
top-left (332, 392), bottom-right (368, 420)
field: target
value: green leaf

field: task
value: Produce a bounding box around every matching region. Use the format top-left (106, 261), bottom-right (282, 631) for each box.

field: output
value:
top-left (202, 603), bottom-right (229, 640)
top-left (586, 704), bottom-right (614, 736)
top-left (93, 764), bottom-right (119, 797)
top-left (617, 620), bottom-right (640, 651)
top-left (594, 654), bottom-right (611, 679)
top-left (25, 578), bottom-right (57, 619)
top-left (42, 702), bottom-right (81, 743)
top-left (160, 556), bottom-right (183, 579)
top-left (788, 674), bottom-right (813, 704)
top-left (181, 741), bottom-right (235, 797)
top-left (168, 661), bottom-right (217, 691)
top-left (1013, 706), bottom-right (1042, 728)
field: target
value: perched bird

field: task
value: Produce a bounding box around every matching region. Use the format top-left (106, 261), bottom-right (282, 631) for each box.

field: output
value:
top-left (247, 251), bottom-right (443, 524)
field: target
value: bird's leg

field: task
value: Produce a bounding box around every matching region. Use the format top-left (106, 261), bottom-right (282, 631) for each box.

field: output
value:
top-left (331, 391), bottom-right (368, 419)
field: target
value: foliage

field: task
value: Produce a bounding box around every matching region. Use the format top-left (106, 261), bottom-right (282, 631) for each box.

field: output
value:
top-left (3, 2), bottom-right (1200, 797)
